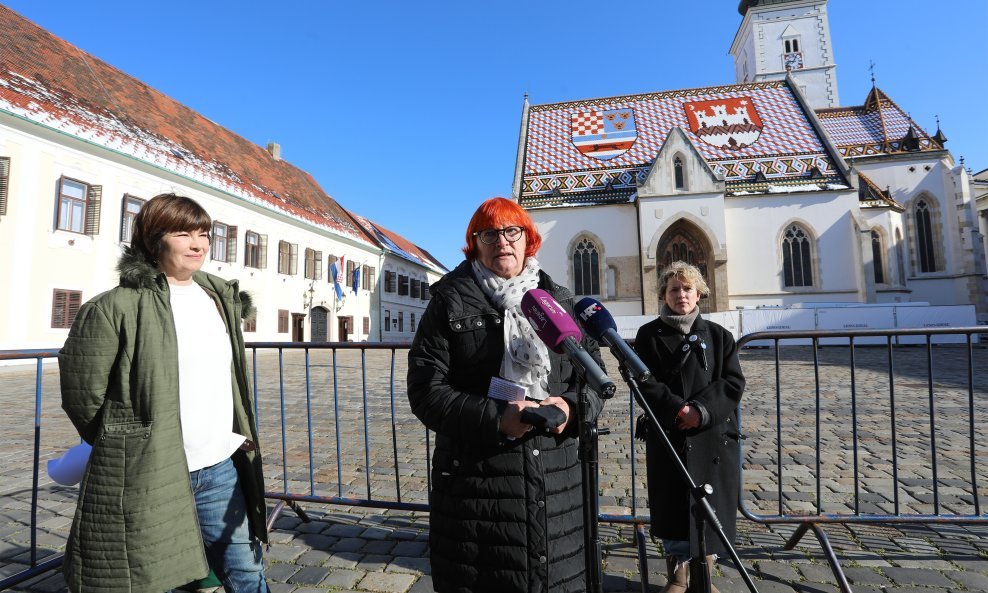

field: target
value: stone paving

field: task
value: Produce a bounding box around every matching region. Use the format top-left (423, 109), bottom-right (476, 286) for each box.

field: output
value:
top-left (1, 342), bottom-right (987, 592)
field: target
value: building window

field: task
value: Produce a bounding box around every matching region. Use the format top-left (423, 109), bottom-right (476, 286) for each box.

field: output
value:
top-left (398, 311), bottom-right (404, 332)
top-left (410, 313), bottom-right (416, 333)
top-left (278, 309), bottom-right (289, 333)
top-left (245, 231), bottom-right (267, 269)
top-left (51, 289), bottom-right (82, 329)
top-left (363, 316), bottom-right (370, 334)
top-left (411, 279), bottom-right (421, 299)
top-left (385, 271), bottom-right (397, 293)
top-left (119, 194), bottom-right (145, 243)
top-left (345, 260), bottom-right (358, 287)
top-left (384, 310), bottom-right (391, 332)
top-left (304, 248), bottom-right (323, 280)
top-left (211, 222), bottom-right (237, 263)
top-left (673, 155), bottom-right (686, 190)
top-left (56, 176), bottom-right (101, 235)
top-left (895, 227), bottom-right (906, 283)
top-left (243, 316), bottom-right (256, 333)
top-left (0, 156), bottom-right (11, 217)
top-left (278, 241), bottom-right (298, 275)
top-left (398, 274), bottom-right (409, 296)
top-left (782, 224), bottom-right (814, 287)
top-left (573, 237), bottom-right (601, 296)
top-left (421, 281), bottom-right (430, 301)
top-left (871, 230), bottom-right (886, 284)
top-left (915, 200), bottom-right (939, 273)
top-left (362, 265), bottom-right (376, 291)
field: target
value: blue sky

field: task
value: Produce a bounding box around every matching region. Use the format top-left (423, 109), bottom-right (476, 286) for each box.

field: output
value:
top-left (6, 1), bottom-right (986, 268)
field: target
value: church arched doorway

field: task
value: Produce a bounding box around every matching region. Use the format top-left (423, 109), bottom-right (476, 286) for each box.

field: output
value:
top-left (656, 220), bottom-right (716, 314)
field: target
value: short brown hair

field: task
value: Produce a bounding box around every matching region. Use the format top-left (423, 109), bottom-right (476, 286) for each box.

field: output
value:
top-left (131, 193), bottom-right (212, 263)
top-left (658, 261), bottom-right (710, 297)
top-left (462, 197), bottom-right (542, 261)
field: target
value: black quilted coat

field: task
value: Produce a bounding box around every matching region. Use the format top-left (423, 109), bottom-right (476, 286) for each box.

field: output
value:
top-left (634, 316), bottom-right (745, 558)
top-left (407, 261), bottom-right (604, 593)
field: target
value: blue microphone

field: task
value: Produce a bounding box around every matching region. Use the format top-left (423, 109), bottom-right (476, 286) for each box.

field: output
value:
top-left (574, 297), bottom-right (651, 382)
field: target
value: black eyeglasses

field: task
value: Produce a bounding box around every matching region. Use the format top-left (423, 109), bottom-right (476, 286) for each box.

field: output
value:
top-left (473, 226), bottom-right (525, 245)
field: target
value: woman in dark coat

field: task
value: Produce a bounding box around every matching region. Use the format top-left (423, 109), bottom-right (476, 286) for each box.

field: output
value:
top-left (634, 261), bottom-right (745, 593)
top-left (407, 197), bottom-right (604, 593)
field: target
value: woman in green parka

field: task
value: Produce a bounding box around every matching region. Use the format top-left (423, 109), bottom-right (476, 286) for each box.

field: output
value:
top-left (59, 194), bottom-right (269, 592)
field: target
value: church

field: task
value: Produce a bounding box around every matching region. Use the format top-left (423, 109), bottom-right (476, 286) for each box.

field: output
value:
top-left (512, 0), bottom-right (987, 322)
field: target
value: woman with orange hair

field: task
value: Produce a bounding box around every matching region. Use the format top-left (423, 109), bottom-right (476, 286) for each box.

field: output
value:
top-left (408, 197), bottom-right (604, 593)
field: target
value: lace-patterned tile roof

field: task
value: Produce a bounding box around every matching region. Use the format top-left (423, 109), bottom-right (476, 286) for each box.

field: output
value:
top-left (349, 213), bottom-right (449, 274)
top-left (521, 80), bottom-right (848, 207)
top-left (815, 87), bottom-right (943, 158)
top-left (857, 172), bottom-right (904, 211)
top-left (0, 5), bottom-right (376, 247)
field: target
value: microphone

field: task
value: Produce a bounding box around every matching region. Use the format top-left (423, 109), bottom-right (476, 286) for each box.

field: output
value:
top-left (520, 289), bottom-right (616, 399)
top-left (574, 297), bottom-right (651, 382)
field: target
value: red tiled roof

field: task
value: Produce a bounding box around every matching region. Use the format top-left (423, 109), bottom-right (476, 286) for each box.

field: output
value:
top-left (521, 80), bottom-right (848, 207)
top-left (0, 5), bottom-right (376, 245)
top-left (349, 213), bottom-right (449, 274)
top-left (815, 86), bottom-right (942, 158)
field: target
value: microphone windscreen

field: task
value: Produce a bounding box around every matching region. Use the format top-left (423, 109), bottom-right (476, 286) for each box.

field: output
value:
top-left (574, 297), bottom-right (617, 341)
top-left (520, 289), bottom-right (582, 354)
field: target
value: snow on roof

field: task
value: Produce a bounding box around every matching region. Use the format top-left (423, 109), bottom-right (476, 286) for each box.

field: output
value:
top-left (521, 80), bottom-right (846, 207)
top-left (348, 213), bottom-right (449, 274)
top-left (0, 5), bottom-right (377, 247)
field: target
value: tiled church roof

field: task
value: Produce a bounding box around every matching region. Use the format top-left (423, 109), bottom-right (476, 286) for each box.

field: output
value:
top-left (857, 172), bottom-right (904, 211)
top-left (520, 80), bottom-right (849, 208)
top-left (815, 86), bottom-right (943, 158)
top-left (0, 5), bottom-right (377, 246)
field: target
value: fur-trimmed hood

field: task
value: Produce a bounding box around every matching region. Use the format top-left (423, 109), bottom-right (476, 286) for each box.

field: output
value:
top-left (117, 245), bottom-right (255, 320)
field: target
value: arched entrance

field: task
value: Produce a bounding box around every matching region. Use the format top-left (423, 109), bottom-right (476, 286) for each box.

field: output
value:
top-left (656, 220), bottom-right (716, 314)
top-left (310, 306), bottom-right (329, 342)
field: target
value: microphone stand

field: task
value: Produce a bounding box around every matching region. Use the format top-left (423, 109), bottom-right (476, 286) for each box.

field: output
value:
top-left (621, 366), bottom-right (760, 593)
top-left (578, 379), bottom-right (606, 593)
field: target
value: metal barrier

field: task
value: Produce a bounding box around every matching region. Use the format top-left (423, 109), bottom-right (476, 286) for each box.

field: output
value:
top-left (2, 327), bottom-right (984, 592)
top-left (735, 326), bottom-right (986, 593)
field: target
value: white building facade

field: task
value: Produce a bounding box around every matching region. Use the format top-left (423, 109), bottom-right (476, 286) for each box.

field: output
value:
top-left (0, 5), bottom-right (446, 351)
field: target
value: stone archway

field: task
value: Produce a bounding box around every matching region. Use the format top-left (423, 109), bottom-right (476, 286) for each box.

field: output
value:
top-left (656, 220), bottom-right (716, 314)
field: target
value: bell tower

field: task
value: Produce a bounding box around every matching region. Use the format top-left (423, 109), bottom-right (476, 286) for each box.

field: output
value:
top-left (729, 0), bottom-right (839, 109)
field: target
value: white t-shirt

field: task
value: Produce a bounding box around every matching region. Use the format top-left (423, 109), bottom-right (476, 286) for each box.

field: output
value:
top-left (169, 282), bottom-right (245, 471)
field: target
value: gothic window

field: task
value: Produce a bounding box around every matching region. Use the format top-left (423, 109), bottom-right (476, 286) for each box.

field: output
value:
top-left (782, 224), bottom-right (813, 287)
top-left (572, 237), bottom-right (600, 296)
top-left (673, 155), bottom-right (686, 190)
top-left (871, 230), bottom-right (885, 284)
top-left (915, 200), bottom-right (939, 273)
top-left (895, 228), bottom-right (906, 283)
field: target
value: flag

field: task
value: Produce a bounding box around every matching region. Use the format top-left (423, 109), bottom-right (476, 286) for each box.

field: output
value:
top-left (352, 265), bottom-right (361, 295)
top-left (330, 255), bottom-right (344, 301)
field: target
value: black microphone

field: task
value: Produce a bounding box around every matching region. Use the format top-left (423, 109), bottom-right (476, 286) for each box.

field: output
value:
top-left (574, 297), bottom-right (651, 382)
top-left (520, 289), bottom-right (617, 399)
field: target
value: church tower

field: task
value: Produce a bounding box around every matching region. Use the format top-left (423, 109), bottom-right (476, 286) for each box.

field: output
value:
top-left (730, 0), bottom-right (840, 109)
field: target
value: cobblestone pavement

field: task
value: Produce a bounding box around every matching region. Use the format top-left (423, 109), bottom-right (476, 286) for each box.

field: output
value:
top-left (2, 343), bottom-right (986, 592)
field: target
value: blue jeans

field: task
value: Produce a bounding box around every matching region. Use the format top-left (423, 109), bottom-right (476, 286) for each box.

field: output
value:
top-left (190, 457), bottom-right (268, 593)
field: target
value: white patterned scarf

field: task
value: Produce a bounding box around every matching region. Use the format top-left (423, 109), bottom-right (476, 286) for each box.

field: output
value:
top-left (472, 257), bottom-right (551, 401)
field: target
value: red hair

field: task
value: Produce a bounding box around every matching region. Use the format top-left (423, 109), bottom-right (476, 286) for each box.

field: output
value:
top-left (462, 197), bottom-right (542, 261)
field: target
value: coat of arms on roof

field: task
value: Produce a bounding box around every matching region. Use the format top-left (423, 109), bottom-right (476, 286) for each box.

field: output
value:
top-left (570, 108), bottom-right (637, 160)
top-left (684, 97), bottom-right (763, 150)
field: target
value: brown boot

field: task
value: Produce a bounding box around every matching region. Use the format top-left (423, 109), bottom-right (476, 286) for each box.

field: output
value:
top-left (661, 557), bottom-right (689, 593)
top-left (706, 555), bottom-right (721, 593)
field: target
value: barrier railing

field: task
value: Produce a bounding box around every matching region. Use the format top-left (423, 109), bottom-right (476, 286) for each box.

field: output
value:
top-left (734, 326), bottom-right (986, 593)
top-left (2, 327), bottom-right (984, 592)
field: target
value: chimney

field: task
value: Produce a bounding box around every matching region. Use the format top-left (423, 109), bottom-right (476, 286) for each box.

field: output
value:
top-left (266, 142), bottom-right (281, 161)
